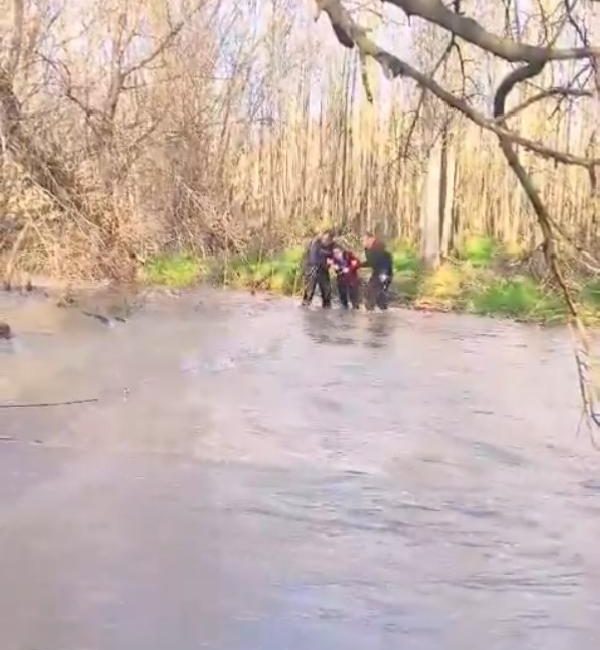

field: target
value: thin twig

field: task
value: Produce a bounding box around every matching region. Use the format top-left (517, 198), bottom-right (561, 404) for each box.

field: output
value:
top-left (0, 398), bottom-right (99, 409)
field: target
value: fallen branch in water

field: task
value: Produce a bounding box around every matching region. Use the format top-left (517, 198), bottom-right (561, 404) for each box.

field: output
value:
top-left (570, 320), bottom-right (600, 444)
top-left (0, 397), bottom-right (99, 409)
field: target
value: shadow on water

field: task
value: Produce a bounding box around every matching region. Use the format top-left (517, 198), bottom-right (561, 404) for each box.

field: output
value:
top-left (363, 311), bottom-right (393, 349)
top-left (301, 308), bottom-right (357, 346)
top-left (301, 307), bottom-right (393, 349)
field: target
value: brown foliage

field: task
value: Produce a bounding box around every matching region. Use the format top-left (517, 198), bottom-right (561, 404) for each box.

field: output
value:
top-left (0, 0), bottom-right (598, 284)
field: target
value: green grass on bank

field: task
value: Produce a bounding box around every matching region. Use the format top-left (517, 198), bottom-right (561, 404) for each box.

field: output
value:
top-left (142, 253), bottom-right (203, 288)
top-left (390, 241), bottom-right (421, 273)
top-left (460, 235), bottom-right (497, 267)
top-left (582, 279), bottom-right (600, 309)
top-left (141, 247), bottom-right (306, 294)
top-left (470, 277), bottom-right (565, 322)
top-left (140, 241), bottom-right (600, 324)
top-left (225, 246), bottom-right (305, 294)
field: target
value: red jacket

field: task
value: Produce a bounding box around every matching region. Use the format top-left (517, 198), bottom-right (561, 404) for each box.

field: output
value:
top-left (329, 251), bottom-right (361, 285)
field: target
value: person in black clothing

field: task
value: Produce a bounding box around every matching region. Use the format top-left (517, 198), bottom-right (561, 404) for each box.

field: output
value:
top-left (301, 230), bottom-right (334, 308)
top-left (362, 232), bottom-right (393, 311)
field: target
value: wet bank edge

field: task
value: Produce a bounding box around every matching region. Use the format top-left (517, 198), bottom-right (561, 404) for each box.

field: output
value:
top-left (0, 277), bottom-right (589, 341)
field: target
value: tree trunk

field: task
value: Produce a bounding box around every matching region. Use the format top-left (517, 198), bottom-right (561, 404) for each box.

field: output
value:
top-left (420, 138), bottom-right (442, 269)
top-left (0, 70), bottom-right (21, 150)
top-left (439, 130), bottom-right (456, 258)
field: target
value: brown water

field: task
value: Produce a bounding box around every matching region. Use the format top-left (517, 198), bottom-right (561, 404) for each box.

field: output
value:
top-left (1, 287), bottom-right (600, 650)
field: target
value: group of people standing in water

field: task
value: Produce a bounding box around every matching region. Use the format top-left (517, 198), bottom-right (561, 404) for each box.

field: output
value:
top-left (301, 230), bottom-right (394, 311)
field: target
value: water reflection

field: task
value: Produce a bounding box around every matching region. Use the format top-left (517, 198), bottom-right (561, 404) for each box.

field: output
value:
top-left (363, 312), bottom-right (393, 349)
top-left (301, 308), bottom-right (357, 346)
top-left (301, 307), bottom-right (395, 350)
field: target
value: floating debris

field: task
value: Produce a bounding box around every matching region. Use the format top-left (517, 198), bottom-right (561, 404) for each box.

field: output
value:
top-left (81, 311), bottom-right (113, 327)
top-left (0, 322), bottom-right (12, 339)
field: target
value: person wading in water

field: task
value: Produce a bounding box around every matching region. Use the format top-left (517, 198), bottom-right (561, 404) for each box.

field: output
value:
top-left (301, 229), bottom-right (335, 308)
top-left (329, 244), bottom-right (361, 309)
top-left (362, 232), bottom-right (394, 311)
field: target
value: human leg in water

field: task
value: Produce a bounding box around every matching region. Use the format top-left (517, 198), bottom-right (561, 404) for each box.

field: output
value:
top-left (302, 267), bottom-right (318, 306)
top-left (376, 275), bottom-right (390, 310)
top-left (337, 276), bottom-right (350, 309)
top-left (365, 274), bottom-right (390, 310)
top-left (376, 284), bottom-right (389, 310)
top-left (317, 268), bottom-right (332, 308)
top-left (348, 282), bottom-right (360, 309)
top-left (339, 278), bottom-right (360, 309)
top-left (365, 275), bottom-right (380, 311)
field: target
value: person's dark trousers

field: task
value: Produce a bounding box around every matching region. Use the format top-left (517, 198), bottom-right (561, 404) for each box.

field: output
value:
top-left (302, 266), bottom-right (332, 307)
top-left (365, 275), bottom-right (389, 311)
top-left (337, 277), bottom-right (360, 309)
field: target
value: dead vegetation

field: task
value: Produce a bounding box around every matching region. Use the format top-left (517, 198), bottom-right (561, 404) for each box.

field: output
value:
top-left (0, 0), bottom-right (597, 286)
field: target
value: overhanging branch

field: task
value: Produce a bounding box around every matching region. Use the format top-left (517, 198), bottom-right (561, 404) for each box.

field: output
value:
top-left (497, 86), bottom-right (592, 122)
top-left (382, 0), bottom-right (600, 63)
top-left (315, 0), bottom-right (600, 171)
top-left (494, 62), bottom-right (579, 318)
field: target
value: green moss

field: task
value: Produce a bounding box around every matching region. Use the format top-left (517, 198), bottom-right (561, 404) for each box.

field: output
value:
top-left (390, 241), bottom-right (420, 273)
top-left (582, 279), bottom-right (600, 309)
top-left (224, 247), bottom-right (303, 295)
top-left (268, 255), bottom-right (303, 295)
top-left (460, 236), bottom-right (497, 267)
top-left (143, 253), bottom-right (203, 287)
top-left (469, 277), bottom-right (564, 321)
top-left (278, 246), bottom-right (305, 266)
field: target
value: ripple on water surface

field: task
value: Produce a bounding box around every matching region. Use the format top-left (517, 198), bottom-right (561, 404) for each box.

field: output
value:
top-left (1, 289), bottom-right (599, 649)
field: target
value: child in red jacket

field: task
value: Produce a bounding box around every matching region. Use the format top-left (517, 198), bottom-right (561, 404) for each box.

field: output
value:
top-left (329, 244), bottom-right (361, 309)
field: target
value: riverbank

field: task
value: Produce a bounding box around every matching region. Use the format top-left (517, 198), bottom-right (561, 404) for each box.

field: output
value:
top-left (139, 238), bottom-right (600, 325)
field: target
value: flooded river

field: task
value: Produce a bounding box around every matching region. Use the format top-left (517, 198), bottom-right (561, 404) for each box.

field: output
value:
top-left (1, 287), bottom-right (600, 649)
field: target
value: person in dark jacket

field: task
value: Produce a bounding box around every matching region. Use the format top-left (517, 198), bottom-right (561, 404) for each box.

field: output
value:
top-left (329, 244), bottom-right (361, 309)
top-left (362, 232), bottom-right (393, 311)
top-left (301, 230), bottom-right (334, 308)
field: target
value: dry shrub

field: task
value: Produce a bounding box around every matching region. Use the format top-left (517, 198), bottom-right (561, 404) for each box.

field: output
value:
top-left (1, 158), bottom-right (142, 281)
top-left (1, 0), bottom-right (597, 284)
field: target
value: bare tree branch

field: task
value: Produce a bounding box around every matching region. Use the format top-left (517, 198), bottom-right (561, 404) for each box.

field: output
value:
top-left (315, 0), bottom-right (600, 170)
top-left (497, 86), bottom-right (592, 122)
top-left (379, 0), bottom-right (600, 62)
top-left (489, 45), bottom-right (600, 430)
top-left (122, 21), bottom-right (186, 78)
top-left (494, 61), bottom-right (579, 318)
top-left (402, 35), bottom-right (455, 158)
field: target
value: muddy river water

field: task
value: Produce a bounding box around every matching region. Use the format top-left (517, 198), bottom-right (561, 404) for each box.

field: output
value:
top-left (1, 287), bottom-right (600, 649)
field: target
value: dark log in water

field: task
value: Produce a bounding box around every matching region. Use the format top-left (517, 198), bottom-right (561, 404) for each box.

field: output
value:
top-left (0, 321), bottom-right (11, 339)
